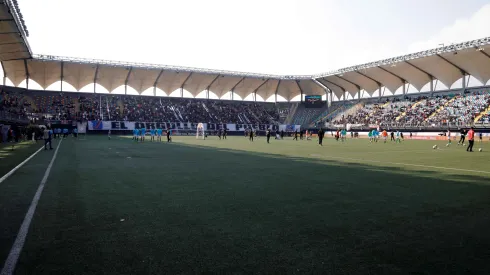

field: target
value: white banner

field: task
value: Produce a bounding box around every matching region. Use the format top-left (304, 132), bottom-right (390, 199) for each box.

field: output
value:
top-left (87, 121), bottom-right (285, 132)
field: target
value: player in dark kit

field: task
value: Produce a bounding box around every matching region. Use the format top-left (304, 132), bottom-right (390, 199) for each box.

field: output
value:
top-left (167, 129), bottom-right (172, 142)
top-left (293, 130), bottom-right (298, 140)
top-left (266, 129), bottom-right (271, 143)
top-left (299, 130), bottom-right (303, 140)
top-left (458, 129), bottom-right (467, 145)
top-left (217, 129), bottom-right (222, 140)
top-left (318, 128), bottom-right (324, 146)
top-left (249, 129), bottom-right (254, 142)
top-left (223, 128), bottom-right (227, 139)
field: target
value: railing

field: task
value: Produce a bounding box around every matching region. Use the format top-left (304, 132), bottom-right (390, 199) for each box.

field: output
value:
top-left (326, 121), bottom-right (490, 129)
top-left (0, 111), bottom-right (30, 123)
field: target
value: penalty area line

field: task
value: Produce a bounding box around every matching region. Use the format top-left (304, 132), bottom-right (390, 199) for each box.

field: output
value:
top-left (0, 139), bottom-right (63, 275)
top-left (0, 145), bottom-right (45, 184)
top-left (309, 153), bottom-right (490, 175)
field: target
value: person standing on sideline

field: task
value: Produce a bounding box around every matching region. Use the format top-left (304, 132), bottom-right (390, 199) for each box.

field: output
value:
top-left (466, 127), bottom-right (475, 152)
top-left (266, 129), bottom-right (271, 144)
top-left (318, 128), bottom-right (324, 146)
top-left (249, 128), bottom-right (254, 142)
top-left (44, 127), bottom-right (53, 150)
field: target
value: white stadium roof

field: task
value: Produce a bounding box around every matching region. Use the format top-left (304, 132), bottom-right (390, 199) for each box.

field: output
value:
top-left (1, 0), bottom-right (490, 101)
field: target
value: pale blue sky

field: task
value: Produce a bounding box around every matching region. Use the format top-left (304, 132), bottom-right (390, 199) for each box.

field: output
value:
top-left (17, 0), bottom-right (490, 75)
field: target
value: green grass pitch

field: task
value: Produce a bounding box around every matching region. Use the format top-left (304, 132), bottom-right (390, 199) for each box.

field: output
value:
top-left (1, 135), bottom-right (490, 274)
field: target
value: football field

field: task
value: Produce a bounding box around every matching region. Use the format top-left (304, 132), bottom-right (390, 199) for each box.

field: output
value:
top-left (1, 135), bottom-right (490, 274)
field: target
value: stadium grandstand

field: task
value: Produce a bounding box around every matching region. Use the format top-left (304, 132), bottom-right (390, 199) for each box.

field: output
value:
top-left (2, 0), bottom-right (490, 274)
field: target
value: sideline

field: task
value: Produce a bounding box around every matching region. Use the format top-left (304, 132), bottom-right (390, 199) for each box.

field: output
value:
top-left (0, 145), bottom-right (44, 184)
top-left (0, 139), bottom-right (63, 275)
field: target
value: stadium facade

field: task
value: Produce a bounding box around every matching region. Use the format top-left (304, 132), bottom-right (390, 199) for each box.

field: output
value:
top-left (1, 0), bottom-right (490, 104)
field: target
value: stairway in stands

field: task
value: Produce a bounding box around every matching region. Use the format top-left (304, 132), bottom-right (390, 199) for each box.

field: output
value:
top-left (474, 105), bottom-right (490, 123)
top-left (424, 96), bottom-right (457, 122)
top-left (396, 99), bottom-right (424, 121)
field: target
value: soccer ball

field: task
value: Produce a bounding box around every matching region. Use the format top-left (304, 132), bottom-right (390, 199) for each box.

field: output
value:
top-left (433, 145), bottom-right (438, 149)
top-left (479, 148), bottom-right (482, 152)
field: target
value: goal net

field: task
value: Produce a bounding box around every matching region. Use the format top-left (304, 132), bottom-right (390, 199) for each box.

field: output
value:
top-left (196, 123), bottom-right (205, 139)
top-left (77, 122), bottom-right (87, 140)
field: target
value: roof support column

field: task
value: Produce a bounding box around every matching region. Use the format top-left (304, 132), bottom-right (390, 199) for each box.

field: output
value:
top-left (402, 82), bottom-right (406, 95)
top-left (153, 69), bottom-right (164, 97)
top-left (274, 80), bottom-right (281, 103)
top-left (24, 60), bottom-right (29, 90)
top-left (1, 61), bottom-right (6, 86)
top-left (462, 74), bottom-right (467, 89)
top-left (94, 65), bottom-right (99, 94)
top-left (430, 77), bottom-right (434, 92)
top-left (60, 62), bottom-right (64, 92)
top-left (124, 67), bottom-right (132, 95)
top-left (180, 72), bottom-right (193, 98)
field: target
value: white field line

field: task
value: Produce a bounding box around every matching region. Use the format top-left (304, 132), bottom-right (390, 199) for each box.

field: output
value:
top-left (0, 145), bottom-right (44, 184)
top-left (309, 153), bottom-right (490, 175)
top-left (0, 139), bottom-right (63, 275)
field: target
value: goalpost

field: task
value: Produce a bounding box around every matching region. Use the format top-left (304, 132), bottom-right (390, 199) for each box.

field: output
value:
top-left (77, 122), bottom-right (87, 140)
top-left (196, 123), bottom-right (205, 139)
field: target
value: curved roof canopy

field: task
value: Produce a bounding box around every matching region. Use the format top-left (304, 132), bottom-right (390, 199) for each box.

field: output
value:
top-left (316, 38), bottom-right (490, 99)
top-left (0, 0), bottom-right (31, 61)
top-left (1, 0), bottom-right (490, 101)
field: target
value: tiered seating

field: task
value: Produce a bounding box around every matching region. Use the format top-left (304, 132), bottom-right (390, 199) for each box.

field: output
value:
top-left (427, 91), bottom-right (490, 125)
top-left (290, 104), bottom-right (327, 126)
top-left (0, 89), bottom-right (30, 121)
top-left (335, 99), bottom-right (411, 125)
top-left (398, 96), bottom-right (450, 126)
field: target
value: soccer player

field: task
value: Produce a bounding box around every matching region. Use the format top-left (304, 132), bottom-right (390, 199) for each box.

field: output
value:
top-left (108, 129), bottom-right (111, 140)
top-left (63, 128), bottom-right (69, 138)
top-left (382, 129), bottom-right (388, 143)
top-left (467, 127), bottom-right (475, 152)
top-left (341, 129), bottom-right (347, 142)
top-left (218, 129), bottom-right (222, 140)
top-left (223, 128), bottom-right (227, 139)
top-left (395, 130), bottom-right (401, 143)
top-left (150, 127), bottom-right (155, 142)
top-left (141, 126), bottom-right (146, 142)
top-left (446, 130), bottom-right (451, 146)
top-left (167, 129), bottom-right (172, 142)
top-left (157, 127), bottom-right (163, 142)
top-left (73, 127), bottom-right (78, 139)
top-left (390, 131), bottom-right (395, 142)
top-left (458, 129), bottom-right (466, 145)
top-left (249, 129), bottom-right (254, 142)
top-left (266, 129), bottom-right (271, 143)
top-left (368, 130), bottom-right (373, 143)
top-left (318, 128), bottom-right (324, 146)
top-left (133, 128), bottom-right (138, 141)
top-left (299, 130), bottom-right (303, 140)
top-left (293, 130), bottom-right (298, 141)
top-left (43, 127), bottom-right (53, 150)
top-left (479, 132), bottom-right (483, 143)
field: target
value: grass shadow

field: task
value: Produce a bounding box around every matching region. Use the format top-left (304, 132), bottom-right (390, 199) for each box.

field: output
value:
top-left (9, 138), bottom-right (490, 275)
